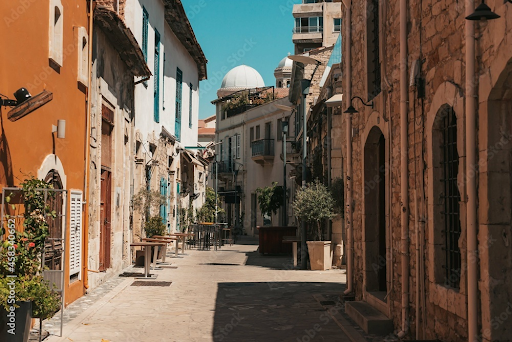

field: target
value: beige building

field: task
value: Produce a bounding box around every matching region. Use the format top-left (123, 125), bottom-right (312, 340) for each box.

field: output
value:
top-left (292, 0), bottom-right (342, 54)
top-left (339, 1), bottom-right (512, 341)
top-left (213, 63), bottom-right (295, 234)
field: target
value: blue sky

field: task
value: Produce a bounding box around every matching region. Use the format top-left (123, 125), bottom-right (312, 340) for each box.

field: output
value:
top-left (182, 0), bottom-right (301, 119)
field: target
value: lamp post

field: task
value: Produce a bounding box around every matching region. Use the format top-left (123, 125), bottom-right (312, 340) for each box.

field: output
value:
top-left (282, 120), bottom-right (289, 227)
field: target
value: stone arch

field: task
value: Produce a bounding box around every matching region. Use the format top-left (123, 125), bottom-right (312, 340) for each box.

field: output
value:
top-left (425, 82), bottom-right (466, 319)
top-left (478, 56), bottom-right (512, 341)
top-left (38, 154), bottom-right (67, 189)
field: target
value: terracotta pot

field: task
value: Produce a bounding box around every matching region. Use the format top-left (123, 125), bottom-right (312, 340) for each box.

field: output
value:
top-left (306, 241), bottom-right (332, 271)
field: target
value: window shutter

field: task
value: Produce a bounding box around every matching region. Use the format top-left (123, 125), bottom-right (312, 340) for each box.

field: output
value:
top-left (69, 192), bottom-right (82, 277)
top-left (236, 134), bottom-right (241, 159)
top-left (142, 7), bottom-right (149, 61)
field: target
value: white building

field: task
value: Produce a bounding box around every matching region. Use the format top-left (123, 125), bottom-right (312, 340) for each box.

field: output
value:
top-left (213, 61), bottom-right (296, 234)
top-left (124, 0), bottom-right (208, 236)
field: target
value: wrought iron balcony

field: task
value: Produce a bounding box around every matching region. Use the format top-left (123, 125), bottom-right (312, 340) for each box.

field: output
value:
top-left (251, 139), bottom-right (275, 165)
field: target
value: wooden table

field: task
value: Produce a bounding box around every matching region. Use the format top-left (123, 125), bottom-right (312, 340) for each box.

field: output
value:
top-left (282, 236), bottom-right (301, 267)
top-left (142, 237), bottom-right (177, 263)
top-left (130, 242), bottom-right (166, 278)
top-left (169, 233), bottom-right (193, 254)
top-left (153, 235), bottom-right (180, 257)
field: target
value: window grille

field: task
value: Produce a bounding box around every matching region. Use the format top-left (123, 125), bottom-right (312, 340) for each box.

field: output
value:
top-left (176, 68), bottom-right (183, 141)
top-left (441, 108), bottom-right (461, 288)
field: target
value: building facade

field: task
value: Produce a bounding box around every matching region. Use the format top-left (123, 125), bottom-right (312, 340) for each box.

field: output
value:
top-left (0, 0), bottom-right (90, 305)
top-left (123, 0), bottom-right (207, 237)
top-left (292, 0), bottom-right (342, 54)
top-left (340, 1), bottom-right (512, 341)
top-left (214, 64), bottom-right (294, 234)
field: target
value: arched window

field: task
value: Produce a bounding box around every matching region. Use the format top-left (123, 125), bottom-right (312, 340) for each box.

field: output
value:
top-left (49, 0), bottom-right (64, 66)
top-left (433, 106), bottom-right (461, 288)
top-left (44, 170), bottom-right (64, 271)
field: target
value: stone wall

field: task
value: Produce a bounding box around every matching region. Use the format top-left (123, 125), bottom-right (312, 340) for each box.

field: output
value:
top-left (341, 1), bottom-right (512, 341)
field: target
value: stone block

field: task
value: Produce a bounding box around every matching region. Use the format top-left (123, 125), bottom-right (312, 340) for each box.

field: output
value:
top-left (345, 301), bottom-right (394, 335)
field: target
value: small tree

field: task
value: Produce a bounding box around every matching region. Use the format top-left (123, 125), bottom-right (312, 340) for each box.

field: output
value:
top-left (256, 182), bottom-right (284, 226)
top-left (132, 188), bottom-right (166, 237)
top-left (293, 180), bottom-right (335, 240)
top-left (196, 187), bottom-right (224, 223)
top-left (144, 216), bottom-right (166, 238)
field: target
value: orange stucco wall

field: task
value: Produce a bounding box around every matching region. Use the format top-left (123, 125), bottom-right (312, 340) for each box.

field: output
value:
top-left (0, 0), bottom-right (89, 306)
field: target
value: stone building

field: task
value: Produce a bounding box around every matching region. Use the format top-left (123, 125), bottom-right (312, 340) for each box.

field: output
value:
top-left (123, 0), bottom-right (208, 237)
top-left (87, 5), bottom-right (151, 289)
top-left (213, 63), bottom-right (294, 234)
top-left (292, 0), bottom-right (342, 54)
top-left (339, 1), bottom-right (512, 341)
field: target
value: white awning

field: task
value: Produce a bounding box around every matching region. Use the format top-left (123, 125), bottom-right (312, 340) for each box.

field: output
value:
top-left (325, 93), bottom-right (343, 107)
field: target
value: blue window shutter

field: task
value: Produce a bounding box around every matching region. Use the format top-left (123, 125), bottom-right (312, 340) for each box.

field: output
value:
top-left (189, 83), bottom-right (193, 128)
top-left (160, 178), bottom-right (167, 223)
top-left (142, 8), bottom-right (149, 61)
top-left (154, 29), bottom-right (160, 123)
top-left (175, 68), bottom-right (183, 141)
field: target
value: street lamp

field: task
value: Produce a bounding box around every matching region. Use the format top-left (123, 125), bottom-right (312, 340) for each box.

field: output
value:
top-left (282, 119), bottom-right (289, 227)
top-left (343, 96), bottom-right (374, 115)
top-left (465, 1), bottom-right (500, 20)
top-left (288, 54), bottom-right (322, 269)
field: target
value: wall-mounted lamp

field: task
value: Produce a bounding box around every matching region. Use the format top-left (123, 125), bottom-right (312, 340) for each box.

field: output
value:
top-left (52, 120), bottom-right (66, 139)
top-left (465, 1), bottom-right (500, 20)
top-left (0, 88), bottom-right (31, 107)
top-left (343, 96), bottom-right (374, 115)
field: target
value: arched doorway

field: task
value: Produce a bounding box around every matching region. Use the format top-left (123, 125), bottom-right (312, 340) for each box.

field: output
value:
top-left (364, 126), bottom-right (387, 294)
top-left (44, 169), bottom-right (64, 270)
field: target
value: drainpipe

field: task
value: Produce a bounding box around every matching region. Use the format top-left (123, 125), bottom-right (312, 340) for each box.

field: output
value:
top-left (82, 0), bottom-right (95, 292)
top-left (397, 0), bottom-right (409, 337)
top-left (466, 1), bottom-right (478, 341)
top-left (342, 0), bottom-right (353, 296)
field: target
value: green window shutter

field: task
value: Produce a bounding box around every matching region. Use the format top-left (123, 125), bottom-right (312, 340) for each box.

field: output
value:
top-left (142, 7), bottom-right (149, 61)
top-left (154, 29), bottom-right (161, 123)
top-left (175, 68), bottom-right (183, 141)
top-left (189, 83), bottom-right (193, 128)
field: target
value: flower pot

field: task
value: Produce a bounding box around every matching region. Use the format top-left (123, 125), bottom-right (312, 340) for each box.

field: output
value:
top-left (306, 241), bottom-right (332, 271)
top-left (0, 301), bottom-right (32, 342)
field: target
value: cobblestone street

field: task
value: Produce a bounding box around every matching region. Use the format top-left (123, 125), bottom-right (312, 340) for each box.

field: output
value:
top-left (42, 238), bottom-right (375, 342)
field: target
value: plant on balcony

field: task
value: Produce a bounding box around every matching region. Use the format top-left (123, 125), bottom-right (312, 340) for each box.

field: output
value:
top-left (222, 94), bottom-right (249, 113)
top-left (293, 179), bottom-right (335, 241)
top-left (256, 182), bottom-right (284, 226)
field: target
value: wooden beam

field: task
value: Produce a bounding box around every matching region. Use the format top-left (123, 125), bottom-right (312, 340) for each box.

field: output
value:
top-left (7, 90), bottom-right (53, 122)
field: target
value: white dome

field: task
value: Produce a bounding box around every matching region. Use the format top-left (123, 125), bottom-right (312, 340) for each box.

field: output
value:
top-left (277, 56), bottom-right (293, 69)
top-left (220, 65), bottom-right (265, 91)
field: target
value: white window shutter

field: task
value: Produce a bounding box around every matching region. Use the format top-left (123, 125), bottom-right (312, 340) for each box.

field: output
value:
top-left (236, 134), bottom-right (241, 159)
top-left (69, 192), bottom-right (82, 277)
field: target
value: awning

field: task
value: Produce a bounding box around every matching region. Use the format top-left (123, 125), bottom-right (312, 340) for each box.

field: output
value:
top-left (182, 150), bottom-right (204, 167)
top-left (325, 94), bottom-right (343, 107)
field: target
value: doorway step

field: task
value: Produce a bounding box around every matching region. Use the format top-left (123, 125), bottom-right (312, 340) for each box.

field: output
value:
top-left (345, 301), bottom-right (394, 335)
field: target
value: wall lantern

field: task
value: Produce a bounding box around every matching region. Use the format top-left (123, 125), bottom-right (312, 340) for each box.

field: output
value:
top-left (343, 96), bottom-right (374, 115)
top-left (0, 87), bottom-right (31, 107)
top-left (52, 120), bottom-right (66, 139)
top-left (465, 1), bottom-right (500, 20)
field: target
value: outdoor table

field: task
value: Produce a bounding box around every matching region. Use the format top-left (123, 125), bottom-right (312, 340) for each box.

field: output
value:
top-left (142, 237), bottom-right (177, 263)
top-left (169, 233), bottom-right (190, 254)
top-left (130, 242), bottom-right (166, 278)
top-left (153, 235), bottom-right (180, 257)
top-left (222, 227), bottom-right (233, 246)
top-left (282, 236), bottom-right (301, 267)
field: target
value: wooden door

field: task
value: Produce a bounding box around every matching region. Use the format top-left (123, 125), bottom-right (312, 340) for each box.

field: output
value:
top-left (99, 169), bottom-right (112, 271)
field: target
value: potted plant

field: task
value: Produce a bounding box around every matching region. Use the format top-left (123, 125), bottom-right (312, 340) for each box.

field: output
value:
top-left (293, 180), bottom-right (335, 270)
top-left (0, 177), bottom-right (61, 341)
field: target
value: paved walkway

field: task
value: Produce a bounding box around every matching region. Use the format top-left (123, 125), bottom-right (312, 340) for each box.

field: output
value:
top-left (44, 237), bottom-right (368, 342)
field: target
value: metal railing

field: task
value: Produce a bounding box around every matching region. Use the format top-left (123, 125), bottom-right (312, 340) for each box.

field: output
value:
top-left (251, 139), bottom-right (274, 157)
top-left (292, 26), bottom-right (323, 34)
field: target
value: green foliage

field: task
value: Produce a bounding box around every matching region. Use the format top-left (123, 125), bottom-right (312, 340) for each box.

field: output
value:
top-left (293, 180), bottom-right (335, 240)
top-left (144, 216), bottom-right (166, 238)
top-left (196, 187), bottom-right (223, 223)
top-left (132, 188), bottom-right (167, 217)
top-left (0, 276), bottom-right (61, 319)
top-left (256, 182), bottom-right (284, 221)
top-left (329, 178), bottom-right (345, 216)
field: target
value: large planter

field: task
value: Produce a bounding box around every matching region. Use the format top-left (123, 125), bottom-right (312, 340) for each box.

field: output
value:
top-left (307, 241), bottom-right (332, 271)
top-left (0, 301), bottom-right (32, 342)
top-left (257, 226), bottom-right (297, 254)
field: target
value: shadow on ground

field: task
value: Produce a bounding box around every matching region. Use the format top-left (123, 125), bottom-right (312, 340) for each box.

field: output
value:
top-left (212, 282), bottom-right (347, 342)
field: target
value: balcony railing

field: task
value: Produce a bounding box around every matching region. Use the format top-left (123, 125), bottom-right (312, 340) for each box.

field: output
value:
top-left (216, 161), bottom-right (235, 174)
top-left (292, 26), bottom-right (323, 34)
top-left (251, 139), bottom-right (274, 157)
top-left (226, 104), bottom-right (257, 118)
